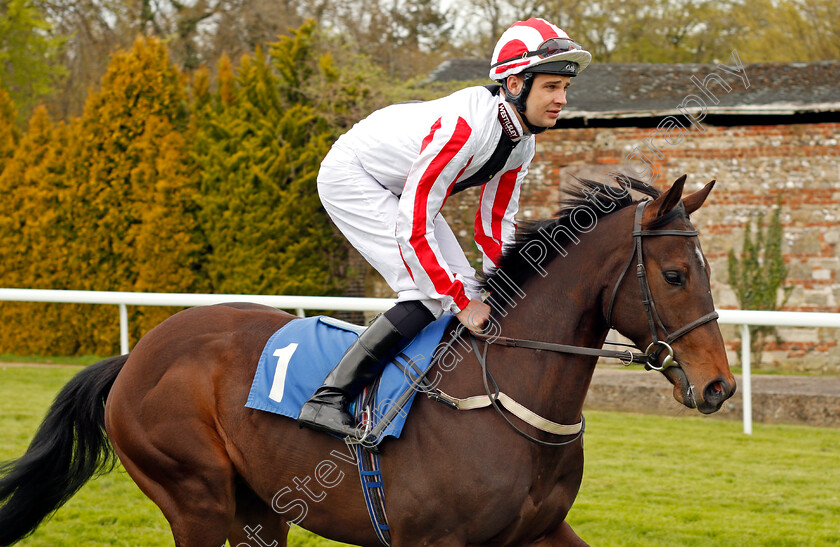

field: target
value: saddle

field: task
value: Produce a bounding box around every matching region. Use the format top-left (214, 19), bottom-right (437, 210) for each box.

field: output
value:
top-left (245, 314), bottom-right (455, 444)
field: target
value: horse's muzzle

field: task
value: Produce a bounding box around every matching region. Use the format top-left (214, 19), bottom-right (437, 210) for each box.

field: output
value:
top-left (662, 367), bottom-right (736, 414)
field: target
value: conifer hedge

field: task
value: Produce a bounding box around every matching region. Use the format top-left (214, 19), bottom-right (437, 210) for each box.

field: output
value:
top-left (0, 86), bottom-right (18, 170)
top-left (0, 23), bottom-right (387, 355)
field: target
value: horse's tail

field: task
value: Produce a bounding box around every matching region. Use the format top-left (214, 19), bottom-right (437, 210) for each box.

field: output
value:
top-left (0, 354), bottom-right (128, 546)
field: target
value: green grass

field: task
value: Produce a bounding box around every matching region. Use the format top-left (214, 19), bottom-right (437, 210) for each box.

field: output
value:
top-left (0, 365), bottom-right (346, 547)
top-left (0, 353), bottom-right (110, 366)
top-left (2, 365), bottom-right (839, 546)
top-left (568, 413), bottom-right (840, 546)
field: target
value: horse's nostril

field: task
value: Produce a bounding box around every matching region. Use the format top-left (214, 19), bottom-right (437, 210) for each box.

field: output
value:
top-left (703, 377), bottom-right (730, 404)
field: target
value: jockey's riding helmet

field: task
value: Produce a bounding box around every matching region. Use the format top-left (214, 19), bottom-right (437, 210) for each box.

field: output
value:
top-left (489, 18), bottom-right (592, 132)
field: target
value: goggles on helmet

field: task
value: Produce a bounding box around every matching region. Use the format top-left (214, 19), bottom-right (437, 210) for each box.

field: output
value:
top-left (490, 38), bottom-right (583, 69)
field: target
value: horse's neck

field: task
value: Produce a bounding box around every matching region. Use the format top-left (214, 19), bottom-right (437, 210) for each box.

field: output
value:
top-left (481, 220), bottom-right (627, 430)
top-left (493, 244), bottom-right (616, 349)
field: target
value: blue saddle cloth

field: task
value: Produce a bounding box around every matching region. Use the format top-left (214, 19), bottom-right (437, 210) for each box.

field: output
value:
top-left (245, 314), bottom-right (454, 443)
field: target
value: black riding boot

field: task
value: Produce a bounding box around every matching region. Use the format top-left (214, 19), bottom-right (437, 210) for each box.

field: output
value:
top-left (298, 301), bottom-right (434, 438)
top-left (297, 313), bottom-right (403, 437)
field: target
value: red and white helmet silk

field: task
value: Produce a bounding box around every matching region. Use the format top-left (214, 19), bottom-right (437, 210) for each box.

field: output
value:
top-left (489, 18), bottom-right (592, 81)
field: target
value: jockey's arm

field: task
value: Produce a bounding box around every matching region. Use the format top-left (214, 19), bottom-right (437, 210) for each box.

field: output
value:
top-left (395, 115), bottom-right (476, 316)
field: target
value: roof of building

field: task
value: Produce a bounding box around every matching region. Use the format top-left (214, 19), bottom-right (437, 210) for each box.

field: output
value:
top-left (426, 58), bottom-right (840, 119)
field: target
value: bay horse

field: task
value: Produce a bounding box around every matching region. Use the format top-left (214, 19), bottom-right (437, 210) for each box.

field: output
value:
top-left (0, 175), bottom-right (735, 546)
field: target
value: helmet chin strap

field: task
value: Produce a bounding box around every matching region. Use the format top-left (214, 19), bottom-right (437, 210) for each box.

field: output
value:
top-left (502, 73), bottom-right (548, 135)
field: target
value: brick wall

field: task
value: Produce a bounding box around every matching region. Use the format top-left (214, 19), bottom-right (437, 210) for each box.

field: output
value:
top-left (370, 120), bottom-right (840, 372)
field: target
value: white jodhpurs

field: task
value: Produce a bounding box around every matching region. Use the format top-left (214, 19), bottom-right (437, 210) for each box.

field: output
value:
top-left (317, 144), bottom-right (481, 317)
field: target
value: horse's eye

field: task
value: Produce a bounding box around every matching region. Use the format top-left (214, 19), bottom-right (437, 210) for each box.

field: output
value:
top-left (663, 270), bottom-right (685, 286)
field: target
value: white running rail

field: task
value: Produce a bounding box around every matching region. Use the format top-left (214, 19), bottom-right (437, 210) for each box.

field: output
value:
top-left (0, 288), bottom-right (395, 355)
top-left (717, 309), bottom-right (840, 434)
top-left (1, 289), bottom-right (838, 435)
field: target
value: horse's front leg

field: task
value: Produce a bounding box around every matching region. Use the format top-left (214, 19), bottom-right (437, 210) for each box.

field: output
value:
top-left (527, 520), bottom-right (589, 547)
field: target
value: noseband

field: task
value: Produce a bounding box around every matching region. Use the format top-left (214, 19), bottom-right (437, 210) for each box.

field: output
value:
top-left (605, 200), bottom-right (719, 370)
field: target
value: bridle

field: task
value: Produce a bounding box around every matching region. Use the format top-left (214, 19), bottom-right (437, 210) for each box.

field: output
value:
top-left (461, 199), bottom-right (720, 446)
top-left (604, 200), bottom-right (719, 370)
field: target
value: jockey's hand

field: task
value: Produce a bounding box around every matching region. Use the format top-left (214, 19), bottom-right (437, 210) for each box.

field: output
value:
top-left (456, 298), bottom-right (491, 333)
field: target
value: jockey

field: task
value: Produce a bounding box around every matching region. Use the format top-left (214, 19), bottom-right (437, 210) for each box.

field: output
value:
top-left (298, 18), bottom-right (592, 438)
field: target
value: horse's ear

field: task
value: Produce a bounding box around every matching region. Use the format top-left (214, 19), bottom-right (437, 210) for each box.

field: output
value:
top-left (683, 179), bottom-right (716, 215)
top-left (650, 174), bottom-right (687, 218)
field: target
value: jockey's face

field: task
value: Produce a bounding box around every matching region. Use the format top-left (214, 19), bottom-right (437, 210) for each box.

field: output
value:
top-left (523, 73), bottom-right (570, 128)
top-left (507, 73), bottom-right (571, 130)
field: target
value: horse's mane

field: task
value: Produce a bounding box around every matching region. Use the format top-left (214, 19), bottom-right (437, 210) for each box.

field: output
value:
top-left (480, 175), bottom-right (683, 313)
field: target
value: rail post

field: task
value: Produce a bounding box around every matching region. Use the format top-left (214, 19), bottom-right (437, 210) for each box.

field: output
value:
top-left (119, 303), bottom-right (129, 355)
top-left (741, 323), bottom-right (752, 435)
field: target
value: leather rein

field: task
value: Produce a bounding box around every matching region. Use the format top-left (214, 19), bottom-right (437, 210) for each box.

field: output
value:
top-left (432, 200), bottom-right (720, 447)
